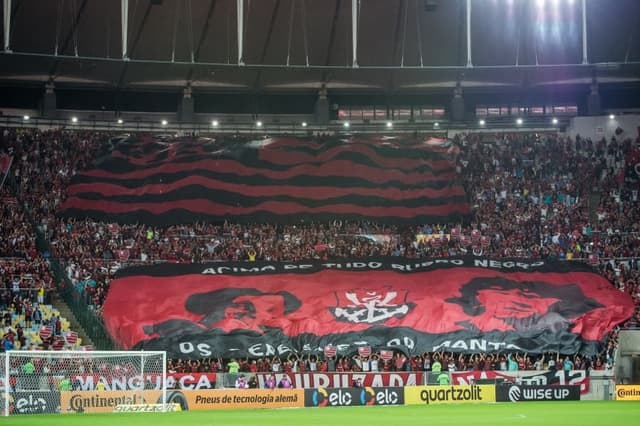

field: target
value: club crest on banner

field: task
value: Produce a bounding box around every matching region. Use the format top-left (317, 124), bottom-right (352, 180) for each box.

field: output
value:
top-left (330, 288), bottom-right (413, 324)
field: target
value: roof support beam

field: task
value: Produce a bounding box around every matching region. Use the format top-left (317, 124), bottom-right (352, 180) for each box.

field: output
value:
top-left (121, 0), bottom-right (129, 59)
top-left (116, 1), bottom-right (153, 88)
top-left (321, 0), bottom-right (342, 82)
top-left (386, 0), bottom-right (405, 92)
top-left (351, 0), bottom-right (358, 67)
top-left (3, 0), bottom-right (11, 52)
top-left (186, 0), bottom-right (218, 82)
top-left (581, 0), bottom-right (588, 64)
top-left (466, 0), bottom-right (472, 67)
top-left (237, 0), bottom-right (244, 65)
top-left (59, 0), bottom-right (88, 56)
top-left (253, 0), bottom-right (282, 88)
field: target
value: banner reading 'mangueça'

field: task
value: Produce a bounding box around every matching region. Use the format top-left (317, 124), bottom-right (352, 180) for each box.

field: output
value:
top-left (102, 258), bottom-right (634, 359)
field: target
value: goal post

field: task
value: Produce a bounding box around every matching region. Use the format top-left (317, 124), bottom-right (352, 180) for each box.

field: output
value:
top-left (3, 350), bottom-right (167, 416)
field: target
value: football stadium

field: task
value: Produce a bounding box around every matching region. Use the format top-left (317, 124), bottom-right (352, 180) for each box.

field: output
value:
top-left (1, 0), bottom-right (640, 425)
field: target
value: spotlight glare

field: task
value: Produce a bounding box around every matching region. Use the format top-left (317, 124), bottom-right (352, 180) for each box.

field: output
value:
top-left (71, 116), bottom-right (78, 123)
top-left (552, 118), bottom-right (558, 125)
top-left (434, 122), bottom-right (439, 127)
top-left (23, 115), bottom-right (30, 121)
top-left (211, 120), bottom-right (219, 127)
top-left (516, 118), bottom-right (523, 125)
top-left (256, 121), bottom-right (263, 127)
top-left (609, 114), bottom-right (615, 120)
top-left (386, 121), bottom-right (393, 128)
top-left (301, 122), bottom-right (307, 127)
top-left (343, 122), bottom-right (350, 128)
top-left (161, 120), bottom-right (168, 126)
top-left (117, 118), bottom-right (123, 124)
top-left (479, 119), bottom-right (485, 126)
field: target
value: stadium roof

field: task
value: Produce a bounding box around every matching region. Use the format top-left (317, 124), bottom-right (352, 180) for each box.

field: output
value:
top-left (1, 0), bottom-right (639, 94)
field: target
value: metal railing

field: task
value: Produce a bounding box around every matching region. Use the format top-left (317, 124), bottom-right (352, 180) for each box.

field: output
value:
top-left (47, 259), bottom-right (117, 350)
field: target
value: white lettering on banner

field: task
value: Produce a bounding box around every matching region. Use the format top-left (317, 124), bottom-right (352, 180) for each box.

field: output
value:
top-left (71, 373), bottom-right (216, 391)
top-left (451, 370), bottom-right (589, 394)
top-left (255, 372), bottom-right (421, 389)
top-left (248, 343), bottom-right (295, 357)
top-left (432, 340), bottom-right (522, 352)
top-left (386, 337), bottom-right (415, 350)
top-left (178, 342), bottom-right (213, 357)
top-left (198, 258), bottom-right (549, 275)
top-left (473, 260), bottom-right (545, 269)
top-left (202, 266), bottom-right (277, 275)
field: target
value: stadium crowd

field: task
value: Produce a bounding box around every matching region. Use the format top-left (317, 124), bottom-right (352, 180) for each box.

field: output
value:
top-left (1, 127), bottom-right (639, 370)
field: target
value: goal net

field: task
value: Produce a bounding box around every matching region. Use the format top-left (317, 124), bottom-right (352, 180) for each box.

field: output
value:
top-left (3, 350), bottom-right (166, 416)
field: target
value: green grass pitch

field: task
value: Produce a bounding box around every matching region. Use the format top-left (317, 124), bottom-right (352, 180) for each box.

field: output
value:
top-left (3, 401), bottom-right (639, 426)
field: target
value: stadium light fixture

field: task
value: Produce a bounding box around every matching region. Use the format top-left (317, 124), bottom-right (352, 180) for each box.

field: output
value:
top-left (161, 120), bottom-right (168, 126)
top-left (552, 118), bottom-right (559, 125)
top-left (23, 115), bottom-right (30, 121)
top-left (344, 122), bottom-right (350, 128)
top-left (434, 122), bottom-right (439, 128)
top-left (256, 121), bottom-right (263, 127)
top-left (386, 121), bottom-right (393, 128)
top-left (117, 118), bottom-right (123, 124)
top-left (609, 114), bottom-right (615, 120)
top-left (71, 116), bottom-right (78, 123)
top-left (479, 119), bottom-right (485, 126)
top-left (301, 122), bottom-right (307, 127)
top-left (516, 118), bottom-right (523, 125)
top-left (211, 120), bottom-right (219, 127)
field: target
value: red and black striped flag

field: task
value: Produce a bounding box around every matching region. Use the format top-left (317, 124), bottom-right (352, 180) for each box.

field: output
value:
top-left (60, 136), bottom-right (469, 226)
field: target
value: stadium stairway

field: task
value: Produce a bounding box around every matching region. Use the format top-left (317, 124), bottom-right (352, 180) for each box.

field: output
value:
top-left (589, 190), bottom-right (601, 225)
top-left (50, 293), bottom-right (95, 348)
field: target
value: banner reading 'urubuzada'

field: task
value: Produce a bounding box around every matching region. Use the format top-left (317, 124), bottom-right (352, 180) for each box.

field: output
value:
top-left (102, 258), bottom-right (634, 358)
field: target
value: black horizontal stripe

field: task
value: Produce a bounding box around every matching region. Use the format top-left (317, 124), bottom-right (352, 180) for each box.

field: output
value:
top-left (70, 186), bottom-right (469, 208)
top-left (99, 150), bottom-right (453, 175)
top-left (70, 169), bottom-right (458, 190)
top-left (60, 207), bottom-right (470, 227)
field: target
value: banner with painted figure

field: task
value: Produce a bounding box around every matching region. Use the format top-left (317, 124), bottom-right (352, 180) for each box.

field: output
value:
top-left (101, 258), bottom-right (635, 359)
top-left (59, 136), bottom-right (469, 226)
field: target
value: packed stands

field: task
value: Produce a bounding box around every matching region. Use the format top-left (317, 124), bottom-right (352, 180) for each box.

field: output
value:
top-left (1, 127), bottom-right (639, 371)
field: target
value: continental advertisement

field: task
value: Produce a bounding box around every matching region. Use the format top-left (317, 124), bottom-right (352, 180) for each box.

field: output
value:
top-left (405, 385), bottom-right (496, 405)
top-left (615, 385), bottom-right (640, 401)
top-left (61, 389), bottom-right (303, 413)
top-left (60, 391), bottom-right (164, 414)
